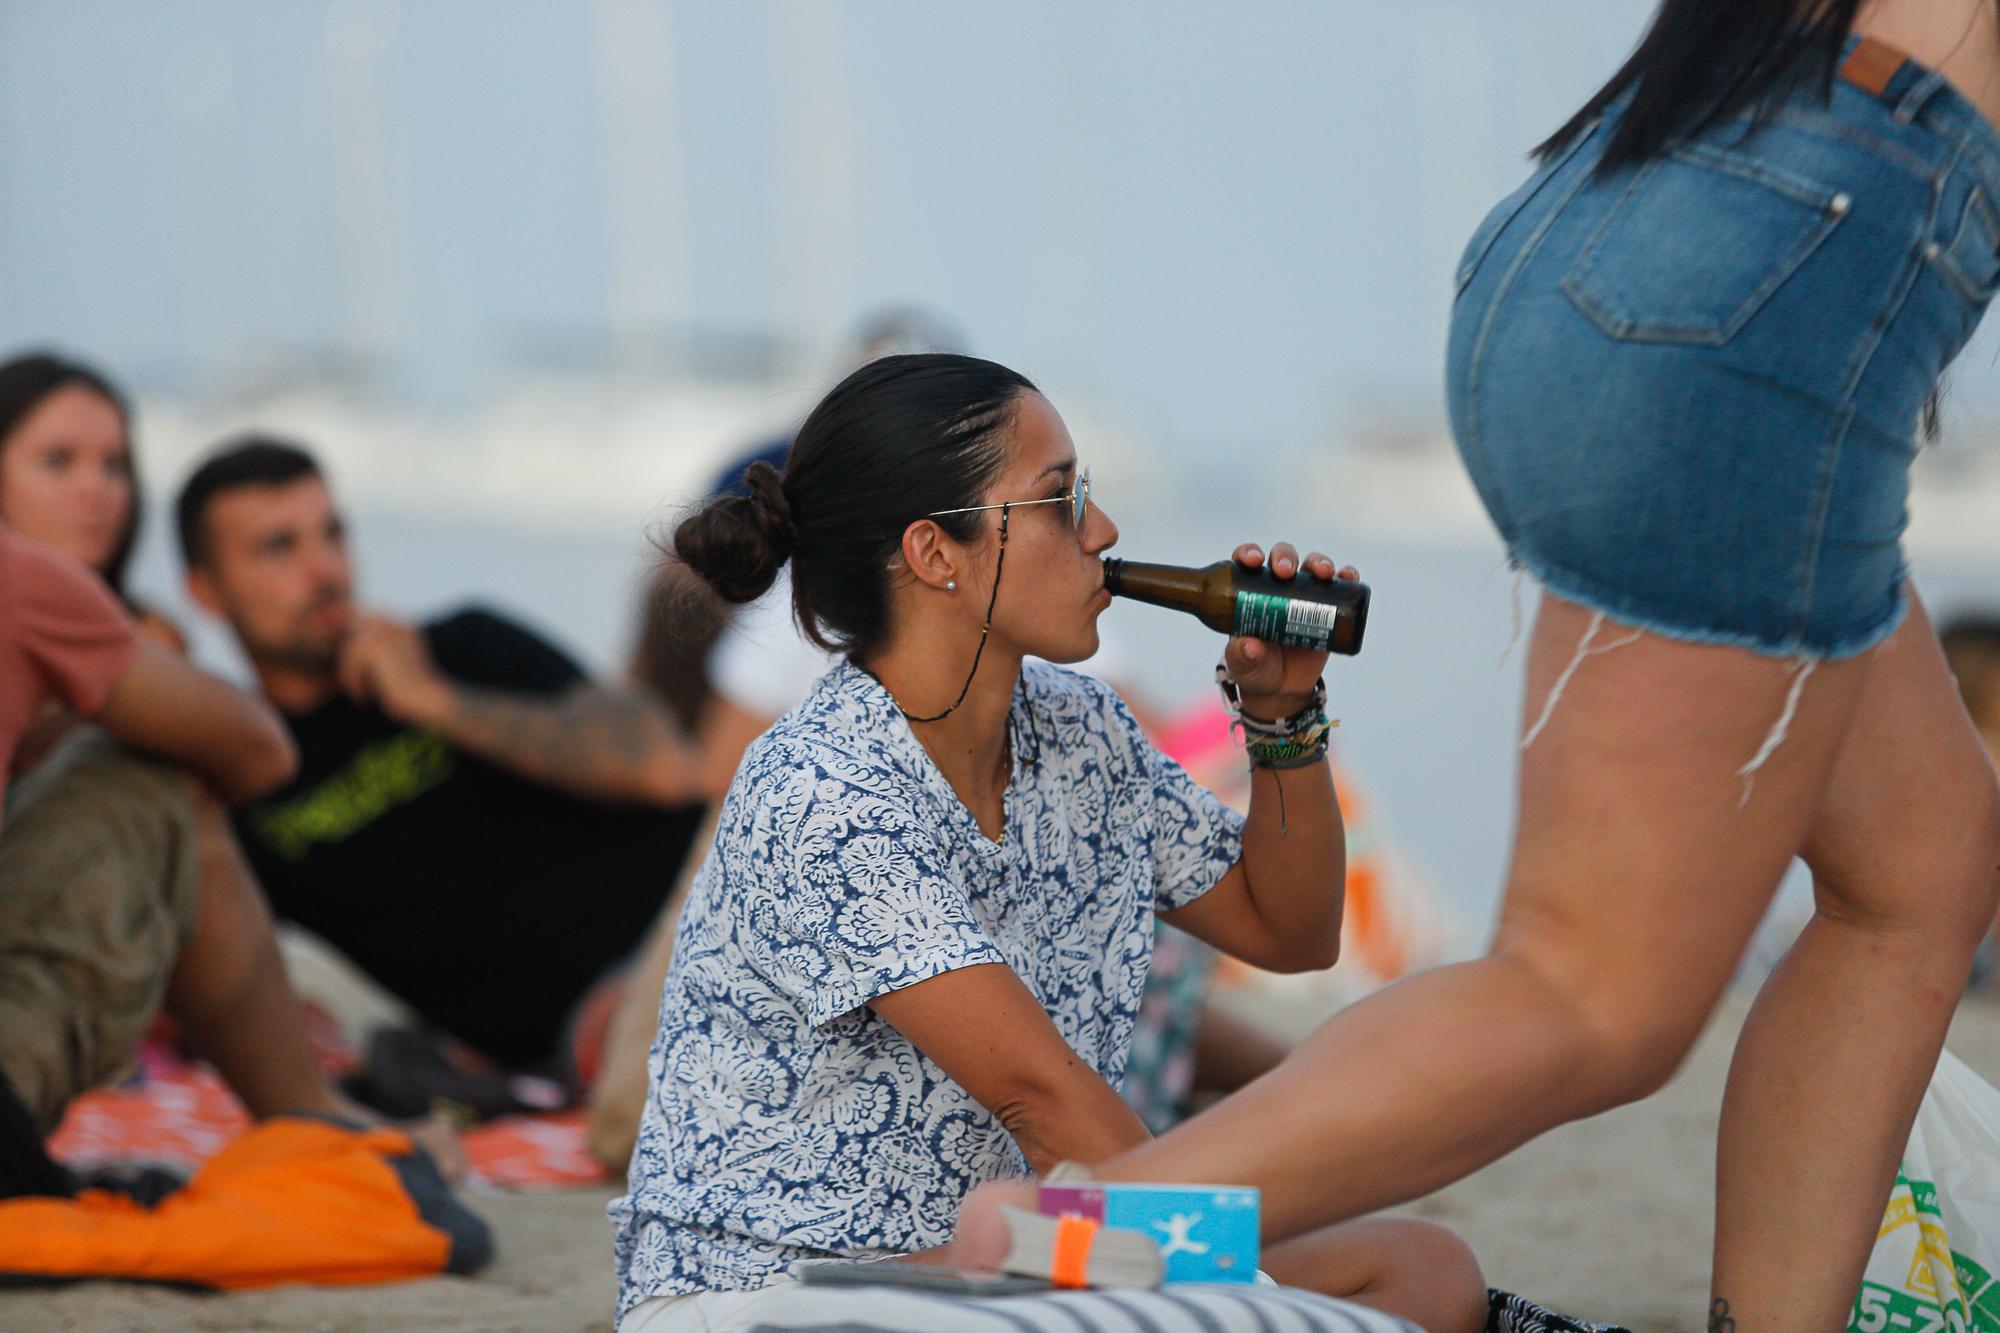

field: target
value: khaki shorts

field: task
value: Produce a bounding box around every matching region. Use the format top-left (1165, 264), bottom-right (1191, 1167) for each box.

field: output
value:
top-left (0, 731), bottom-right (202, 1134)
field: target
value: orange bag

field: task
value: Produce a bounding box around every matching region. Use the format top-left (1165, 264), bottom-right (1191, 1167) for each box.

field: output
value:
top-left (0, 1117), bottom-right (490, 1289)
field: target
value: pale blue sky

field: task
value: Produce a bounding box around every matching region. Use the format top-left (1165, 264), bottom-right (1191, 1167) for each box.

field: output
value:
top-left (0, 1), bottom-right (1755, 456)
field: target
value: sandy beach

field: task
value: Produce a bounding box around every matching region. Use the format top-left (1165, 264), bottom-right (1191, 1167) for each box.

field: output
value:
top-left (9, 990), bottom-right (1998, 1332)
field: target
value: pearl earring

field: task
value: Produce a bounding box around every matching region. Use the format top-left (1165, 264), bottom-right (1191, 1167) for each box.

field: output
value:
top-left (946, 580), bottom-right (957, 591)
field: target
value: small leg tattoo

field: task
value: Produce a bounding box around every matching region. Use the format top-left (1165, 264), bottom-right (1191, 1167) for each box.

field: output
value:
top-left (1709, 1298), bottom-right (1737, 1332)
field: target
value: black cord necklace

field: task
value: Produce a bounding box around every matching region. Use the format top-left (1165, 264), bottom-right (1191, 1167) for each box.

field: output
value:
top-left (863, 505), bottom-right (1010, 725)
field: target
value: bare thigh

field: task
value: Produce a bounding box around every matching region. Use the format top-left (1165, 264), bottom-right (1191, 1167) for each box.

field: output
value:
top-left (1703, 589), bottom-right (2000, 1322)
top-left (1801, 591), bottom-right (2000, 953)
top-left (1081, 592), bottom-right (1886, 1234)
top-left (1491, 592), bottom-right (1876, 1096)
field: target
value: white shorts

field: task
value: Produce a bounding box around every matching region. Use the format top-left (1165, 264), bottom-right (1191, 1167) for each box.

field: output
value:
top-left (618, 1281), bottom-right (796, 1333)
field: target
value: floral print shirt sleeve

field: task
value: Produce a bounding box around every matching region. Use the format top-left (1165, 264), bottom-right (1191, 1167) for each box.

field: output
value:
top-left (1110, 692), bottom-right (1246, 913)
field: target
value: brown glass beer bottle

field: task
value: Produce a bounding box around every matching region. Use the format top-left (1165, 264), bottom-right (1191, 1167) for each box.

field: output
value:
top-left (1100, 557), bottom-right (1369, 656)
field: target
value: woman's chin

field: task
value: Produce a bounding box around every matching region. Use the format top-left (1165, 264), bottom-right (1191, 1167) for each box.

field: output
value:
top-left (1033, 628), bottom-right (1100, 666)
top-left (53, 533), bottom-right (114, 575)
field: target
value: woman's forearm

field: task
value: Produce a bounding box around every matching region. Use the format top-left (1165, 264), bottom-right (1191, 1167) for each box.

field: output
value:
top-left (1238, 758), bottom-right (1346, 968)
top-left (868, 964), bottom-right (1154, 1177)
top-left (997, 1071), bottom-right (1153, 1176)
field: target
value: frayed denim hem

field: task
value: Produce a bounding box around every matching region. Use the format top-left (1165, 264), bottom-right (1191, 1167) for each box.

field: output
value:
top-left (1505, 547), bottom-right (1910, 664)
top-left (1502, 547), bottom-right (1908, 806)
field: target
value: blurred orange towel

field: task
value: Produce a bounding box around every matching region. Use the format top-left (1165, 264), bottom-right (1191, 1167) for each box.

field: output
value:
top-left (51, 1040), bottom-right (611, 1191)
top-left (0, 1118), bottom-right (490, 1289)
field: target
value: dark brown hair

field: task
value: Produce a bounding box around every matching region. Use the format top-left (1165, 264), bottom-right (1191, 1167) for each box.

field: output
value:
top-left (672, 354), bottom-right (1036, 656)
top-left (1540, 0), bottom-right (1871, 171)
top-left (628, 556), bottom-right (730, 731)
top-left (175, 435), bottom-right (322, 569)
top-left (0, 351), bottom-right (140, 598)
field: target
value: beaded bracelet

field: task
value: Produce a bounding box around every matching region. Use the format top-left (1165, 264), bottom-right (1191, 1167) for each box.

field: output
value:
top-left (1215, 665), bottom-right (1326, 739)
top-left (1214, 661), bottom-right (1338, 770)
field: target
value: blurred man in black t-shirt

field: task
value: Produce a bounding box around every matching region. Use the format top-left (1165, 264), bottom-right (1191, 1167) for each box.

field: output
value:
top-left (173, 437), bottom-right (704, 1078)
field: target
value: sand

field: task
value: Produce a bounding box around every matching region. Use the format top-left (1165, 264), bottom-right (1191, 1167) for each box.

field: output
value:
top-left (8, 993), bottom-right (2000, 1332)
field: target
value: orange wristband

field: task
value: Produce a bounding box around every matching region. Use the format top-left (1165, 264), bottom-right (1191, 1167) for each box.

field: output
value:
top-left (1049, 1214), bottom-right (1099, 1289)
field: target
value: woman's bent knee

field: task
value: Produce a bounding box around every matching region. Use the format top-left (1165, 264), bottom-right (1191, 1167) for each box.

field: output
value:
top-left (1356, 1218), bottom-right (1489, 1333)
top-left (1811, 780), bottom-right (2000, 953)
top-left (1490, 933), bottom-right (1710, 1113)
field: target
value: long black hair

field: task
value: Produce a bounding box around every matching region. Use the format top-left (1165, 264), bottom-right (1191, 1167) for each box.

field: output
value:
top-left (1539, 0), bottom-right (1880, 170)
top-left (0, 351), bottom-right (141, 600)
top-left (673, 354), bottom-right (1036, 657)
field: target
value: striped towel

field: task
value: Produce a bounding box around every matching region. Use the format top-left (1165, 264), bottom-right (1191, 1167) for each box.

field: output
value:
top-left (736, 1282), bottom-right (1421, 1331)
top-left (716, 1282), bottom-right (1628, 1332)
top-left (1487, 1288), bottom-right (1633, 1333)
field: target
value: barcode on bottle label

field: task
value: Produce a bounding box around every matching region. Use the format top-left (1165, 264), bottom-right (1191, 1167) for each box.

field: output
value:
top-left (1233, 591), bottom-right (1338, 650)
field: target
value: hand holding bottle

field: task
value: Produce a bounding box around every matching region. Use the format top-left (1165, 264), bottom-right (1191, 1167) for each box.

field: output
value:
top-left (1222, 542), bottom-right (1356, 719)
top-left (1100, 547), bottom-right (1370, 675)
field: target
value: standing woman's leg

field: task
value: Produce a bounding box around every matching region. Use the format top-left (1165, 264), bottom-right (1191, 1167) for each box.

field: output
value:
top-left (1037, 592), bottom-right (1874, 1235)
top-left (1712, 591), bottom-right (2000, 1328)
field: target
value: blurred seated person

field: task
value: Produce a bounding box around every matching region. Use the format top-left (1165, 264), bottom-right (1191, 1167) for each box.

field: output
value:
top-left (1943, 613), bottom-right (2000, 761)
top-left (0, 351), bottom-right (185, 653)
top-left (173, 438), bottom-right (707, 1106)
top-left (0, 528), bottom-right (362, 1193)
top-left (1943, 613), bottom-right (2000, 978)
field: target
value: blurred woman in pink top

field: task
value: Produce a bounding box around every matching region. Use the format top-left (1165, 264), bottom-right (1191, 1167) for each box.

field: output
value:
top-left (0, 352), bottom-right (183, 649)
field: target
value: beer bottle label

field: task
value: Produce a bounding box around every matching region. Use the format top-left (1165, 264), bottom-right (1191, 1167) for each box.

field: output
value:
top-left (1232, 591), bottom-right (1338, 650)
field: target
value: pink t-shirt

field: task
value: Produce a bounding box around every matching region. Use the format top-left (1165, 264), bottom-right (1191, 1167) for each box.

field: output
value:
top-left (0, 529), bottom-right (138, 812)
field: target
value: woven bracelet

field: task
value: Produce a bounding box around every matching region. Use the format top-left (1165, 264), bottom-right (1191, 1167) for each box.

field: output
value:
top-left (1246, 715), bottom-right (1334, 769)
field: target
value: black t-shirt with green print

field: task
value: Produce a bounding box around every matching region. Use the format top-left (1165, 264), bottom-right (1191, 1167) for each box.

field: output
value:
top-left (236, 607), bottom-right (704, 1067)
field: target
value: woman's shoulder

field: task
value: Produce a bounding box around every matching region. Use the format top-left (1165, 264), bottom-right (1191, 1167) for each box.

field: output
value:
top-left (728, 677), bottom-right (929, 824)
top-left (751, 667), bottom-right (904, 769)
top-left (736, 724), bottom-right (895, 797)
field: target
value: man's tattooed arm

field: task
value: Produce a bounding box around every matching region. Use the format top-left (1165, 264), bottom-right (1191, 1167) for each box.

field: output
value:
top-left (434, 682), bottom-right (697, 806)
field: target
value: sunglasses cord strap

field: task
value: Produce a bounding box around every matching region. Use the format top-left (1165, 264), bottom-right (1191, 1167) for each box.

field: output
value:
top-left (875, 505), bottom-right (1009, 725)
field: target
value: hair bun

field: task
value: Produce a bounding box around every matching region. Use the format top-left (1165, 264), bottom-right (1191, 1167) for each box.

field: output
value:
top-left (670, 460), bottom-right (795, 606)
top-left (742, 460), bottom-right (797, 560)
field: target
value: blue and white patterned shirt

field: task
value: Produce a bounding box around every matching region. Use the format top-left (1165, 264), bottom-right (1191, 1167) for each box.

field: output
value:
top-left (609, 659), bottom-right (1245, 1314)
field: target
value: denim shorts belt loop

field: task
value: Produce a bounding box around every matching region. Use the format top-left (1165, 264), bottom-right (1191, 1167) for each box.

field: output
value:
top-left (1447, 35), bottom-right (2000, 661)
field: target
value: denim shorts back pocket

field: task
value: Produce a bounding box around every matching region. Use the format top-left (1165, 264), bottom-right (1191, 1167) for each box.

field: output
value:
top-left (1930, 184), bottom-right (2000, 303)
top-left (1561, 142), bottom-right (1852, 345)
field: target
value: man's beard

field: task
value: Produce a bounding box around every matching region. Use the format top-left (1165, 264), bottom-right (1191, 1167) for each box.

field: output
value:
top-left (247, 637), bottom-right (343, 675)
top-left (240, 589), bottom-right (349, 675)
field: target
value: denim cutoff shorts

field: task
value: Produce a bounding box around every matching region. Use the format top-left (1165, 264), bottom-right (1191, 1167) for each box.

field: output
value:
top-left (1448, 41), bottom-right (2000, 659)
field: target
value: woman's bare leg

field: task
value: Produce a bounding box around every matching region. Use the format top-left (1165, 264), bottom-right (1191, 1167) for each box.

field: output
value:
top-left (166, 783), bottom-right (347, 1122)
top-left (947, 592), bottom-right (1987, 1322)
top-left (1264, 1217), bottom-right (1487, 1332)
top-left (1711, 592), bottom-right (2000, 1329)
top-left (1081, 593), bottom-right (1868, 1236)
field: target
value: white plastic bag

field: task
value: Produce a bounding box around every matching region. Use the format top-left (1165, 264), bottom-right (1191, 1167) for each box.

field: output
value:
top-left (1853, 1051), bottom-right (2000, 1332)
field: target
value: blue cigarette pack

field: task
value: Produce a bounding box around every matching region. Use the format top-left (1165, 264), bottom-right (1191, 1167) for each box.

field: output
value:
top-left (1037, 1182), bottom-right (1260, 1284)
